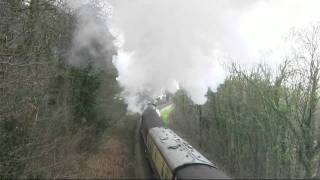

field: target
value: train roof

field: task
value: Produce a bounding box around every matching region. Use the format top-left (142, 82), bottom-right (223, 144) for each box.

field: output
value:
top-left (149, 127), bottom-right (216, 172)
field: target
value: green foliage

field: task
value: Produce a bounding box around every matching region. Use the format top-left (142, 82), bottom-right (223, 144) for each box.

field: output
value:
top-left (160, 104), bottom-right (174, 126)
top-left (72, 65), bottom-right (102, 125)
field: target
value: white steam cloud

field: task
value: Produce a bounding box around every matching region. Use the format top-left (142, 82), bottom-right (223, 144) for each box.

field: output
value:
top-left (66, 0), bottom-right (320, 113)
top-left (109, 0), bottom-right (320, 113)
top-left (109, 0), bottom-right (256, 112)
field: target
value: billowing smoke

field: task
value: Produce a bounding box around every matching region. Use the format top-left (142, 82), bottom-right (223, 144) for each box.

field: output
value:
top-left (109, 0), bottom-right (257, 112)
top-left (109, 0), bottom-right (320, 113)
top-left (66, 0), bottom-right (115, 69)
top-left (65, 0), bottom-right (320, 113)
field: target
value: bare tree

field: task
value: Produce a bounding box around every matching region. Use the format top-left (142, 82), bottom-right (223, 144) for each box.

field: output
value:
top-left (288, 24), bottom-right (320, 178)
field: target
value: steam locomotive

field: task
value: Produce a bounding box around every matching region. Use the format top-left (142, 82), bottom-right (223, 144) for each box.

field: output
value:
top-left (140, 105), bottom-right (230, 179)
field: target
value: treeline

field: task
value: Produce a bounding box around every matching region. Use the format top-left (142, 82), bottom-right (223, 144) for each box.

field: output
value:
top-left (0, 0), bottom-right (127, 178)
top-left (170, 25), bottom-right (320, 179)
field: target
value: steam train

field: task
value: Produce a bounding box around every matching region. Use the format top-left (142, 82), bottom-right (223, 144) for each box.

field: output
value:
top-left (140, 105), bottom-right (230, 179)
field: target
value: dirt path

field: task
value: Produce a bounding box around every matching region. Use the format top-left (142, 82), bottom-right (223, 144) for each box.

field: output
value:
top-left (76, 116), bottom-right (152, 179)
top-left (78, 135), bottom-right (129, 178)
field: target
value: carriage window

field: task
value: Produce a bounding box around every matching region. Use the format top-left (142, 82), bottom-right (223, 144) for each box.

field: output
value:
top-left (154, 149), bottom-right (157, 161)
top-left (161, 163), bottom-right (165, 178)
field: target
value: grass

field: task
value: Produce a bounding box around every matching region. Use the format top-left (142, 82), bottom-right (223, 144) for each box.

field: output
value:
top-left (160, 104), bottom-right (174, 126)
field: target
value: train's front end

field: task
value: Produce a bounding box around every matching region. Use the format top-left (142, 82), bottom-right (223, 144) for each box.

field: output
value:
top-left (140, 104), bottom-right (164, 144)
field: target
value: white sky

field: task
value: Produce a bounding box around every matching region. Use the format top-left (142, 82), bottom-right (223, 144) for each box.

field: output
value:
top-left (238, 0), bottom-right (320, 65)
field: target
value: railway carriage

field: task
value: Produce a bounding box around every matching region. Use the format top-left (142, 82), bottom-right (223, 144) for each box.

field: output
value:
top-left (141, 105), bottom-right (229, 179)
